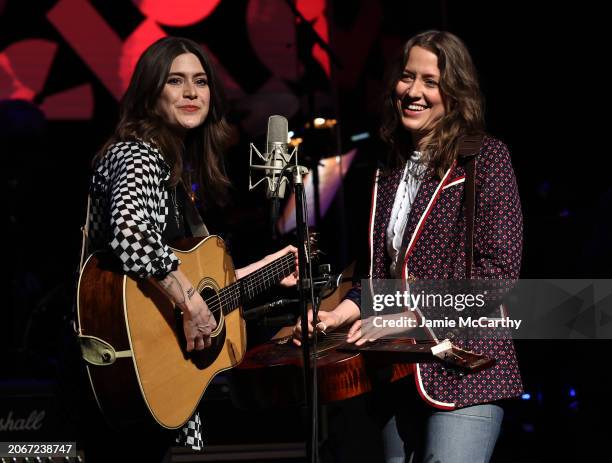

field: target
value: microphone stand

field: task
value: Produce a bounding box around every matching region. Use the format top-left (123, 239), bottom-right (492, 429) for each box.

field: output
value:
top-left (291, 164), bottom-right (319, 463)
top-left (249, 119), bottom-right (322, 462)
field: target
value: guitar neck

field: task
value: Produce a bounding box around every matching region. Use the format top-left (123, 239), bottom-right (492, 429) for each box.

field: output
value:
top-left (340, 339), bottom-right (495, 374)
top-left (214, 253), bottom-right (295, 316)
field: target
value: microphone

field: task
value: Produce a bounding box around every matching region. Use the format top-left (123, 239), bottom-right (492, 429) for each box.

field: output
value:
top-left (249, 115), bottom-right (298, 199)
top-left (265, 115), bottom-right (289, 199)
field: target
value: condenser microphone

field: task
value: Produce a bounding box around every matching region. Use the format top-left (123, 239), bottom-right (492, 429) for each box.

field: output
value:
top-left (248, 115), bottom-right (299, 202)
top-left (265, 115), bottom-right (289, 199)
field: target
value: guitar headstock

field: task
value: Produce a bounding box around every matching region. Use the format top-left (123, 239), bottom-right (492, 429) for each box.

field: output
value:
top-left (431, 340), bottom-right (495, 374)
top-left (308, 231), bottom-right (321, 261)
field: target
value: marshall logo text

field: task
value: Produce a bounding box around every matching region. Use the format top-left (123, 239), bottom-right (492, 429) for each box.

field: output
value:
top-left (0, 410), bottom-right (45, 432)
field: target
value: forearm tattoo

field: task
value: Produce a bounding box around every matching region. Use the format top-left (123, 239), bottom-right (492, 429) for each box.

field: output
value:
top-left (187, 287), bottom-right (196, 299)
top-left (158, 273), bottom-right (186, 305)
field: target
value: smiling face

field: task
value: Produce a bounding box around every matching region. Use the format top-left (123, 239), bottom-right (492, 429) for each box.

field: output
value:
top-left (157, 52), bottom-right (210, 133)
top-left (395, 46), bottom-right (446, 149)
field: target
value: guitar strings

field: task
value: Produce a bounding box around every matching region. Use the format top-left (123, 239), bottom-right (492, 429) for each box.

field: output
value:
top-left (286, 326), bottom-right (430, 343)
top-left (240, 253), bottom-right (294, 298)
top-left (219, 253), bottom-right (293, 305)
top-left (242, 253), bottom-right (294, 298)
top-left (237, 253), bottom-right (294, 303)
top-left (194, 254), bottom-right (440, 347)
top-left (281, 333), bottom-right (435, 347)
top-left (200, 253), bottom-right (295, 316)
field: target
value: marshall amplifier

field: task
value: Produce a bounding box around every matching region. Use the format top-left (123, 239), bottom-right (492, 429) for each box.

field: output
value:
top-left (0, 380), bottom-right (63, 441)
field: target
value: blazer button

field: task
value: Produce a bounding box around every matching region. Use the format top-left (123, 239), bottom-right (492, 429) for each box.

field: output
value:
top-left (407, 273), bottom-right (417, 283)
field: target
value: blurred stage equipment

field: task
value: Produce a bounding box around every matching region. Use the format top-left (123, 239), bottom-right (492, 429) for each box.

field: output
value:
top-left (242, 298), bottom-right (300, 321)
top-left (277, 149), bottom-right (357, 234)
top-left (242, 264), bottom-right (344, 325)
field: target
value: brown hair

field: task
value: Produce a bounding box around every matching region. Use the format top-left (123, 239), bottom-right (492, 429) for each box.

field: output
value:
top-left (380, 30), bottom-right (485, 177)
top-left (95, 36), bottom-right (231, 207)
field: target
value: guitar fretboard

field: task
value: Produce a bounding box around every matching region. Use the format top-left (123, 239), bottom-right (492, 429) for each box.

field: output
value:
top-left (204, 253), bottom-right (295, 315)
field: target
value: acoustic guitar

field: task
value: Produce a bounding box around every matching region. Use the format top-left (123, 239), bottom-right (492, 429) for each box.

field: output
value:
top-left (76, 235), bottom-right (295, 430)
top-left (231, 265), bottom-right (494, 408)
top-left (339, 338), bottom-right (496, 375)
top-left (231, 264), bottom-right (414, 408)
top-left (231, 332), bottom-right (494, 408)
top-left (231, 330), bottom-right (414, 407)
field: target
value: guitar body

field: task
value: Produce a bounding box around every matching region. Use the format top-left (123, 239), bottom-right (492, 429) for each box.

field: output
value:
top-left (231, 336), bottom-right (413, 408)
top-left (77, 235), bottom-right (247, 430)
top-left (231, 263), bottom-right (413, 408)
top-left (230, 262), bottom-right (494, 408)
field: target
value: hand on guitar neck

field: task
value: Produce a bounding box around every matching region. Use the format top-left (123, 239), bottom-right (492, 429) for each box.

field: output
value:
top-left (151, 268), bottom-right (217, 352)
top-left (236, 245), bottom-right (299, 287)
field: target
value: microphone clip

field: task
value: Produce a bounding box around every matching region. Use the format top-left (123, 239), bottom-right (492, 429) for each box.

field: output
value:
top-left (248, 142), bottom-right (298, 199)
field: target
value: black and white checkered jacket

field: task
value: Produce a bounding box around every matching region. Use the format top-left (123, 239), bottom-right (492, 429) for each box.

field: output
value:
top-left (88, 140), bottom-right (180, 279)
top-left (87, 140), bottom-right (203, 450)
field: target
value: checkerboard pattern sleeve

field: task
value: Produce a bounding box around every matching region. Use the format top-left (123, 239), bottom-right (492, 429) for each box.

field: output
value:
top-left (88, 140), bottom-right (179, 279)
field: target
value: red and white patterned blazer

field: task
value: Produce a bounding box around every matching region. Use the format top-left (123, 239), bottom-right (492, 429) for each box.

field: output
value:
top-left (364, 136), bottom-right (524, 409)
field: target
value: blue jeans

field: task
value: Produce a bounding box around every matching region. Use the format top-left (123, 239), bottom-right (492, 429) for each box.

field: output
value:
top-left (382, 404), bottom-right (503, 463)
top-left (376, 378), bottom-right (504, 463)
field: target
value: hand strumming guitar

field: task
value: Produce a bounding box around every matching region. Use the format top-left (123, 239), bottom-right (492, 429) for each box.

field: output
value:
top-left (153, 269), bottom-right (217, 352)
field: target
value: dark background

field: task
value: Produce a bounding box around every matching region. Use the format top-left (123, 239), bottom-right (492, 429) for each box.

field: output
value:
top-left (1, 1), bottom-right (610, 461)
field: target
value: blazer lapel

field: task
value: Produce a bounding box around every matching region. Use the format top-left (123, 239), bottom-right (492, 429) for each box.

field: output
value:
top-left (400, 170), bottom-right (438, 256)
top-left (399, 164), bottom-right (457, 275)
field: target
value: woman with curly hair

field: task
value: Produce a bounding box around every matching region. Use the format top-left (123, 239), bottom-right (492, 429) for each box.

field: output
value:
top-left (295, 30), bottom-right (523, 462)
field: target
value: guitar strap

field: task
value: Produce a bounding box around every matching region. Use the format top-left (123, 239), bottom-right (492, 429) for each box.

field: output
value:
top-left (464, 156), bottom-right (476, 278)
top-left (396, 134), bottom-right (483, 280)
top-left (457, 134), bottom-right (485, 279)
top-left (79, 195), bottom-right (91, 271)
top-left (178, 182), bottom-right (209, 238)
top-left (419, 135), bottom-right (483, 352)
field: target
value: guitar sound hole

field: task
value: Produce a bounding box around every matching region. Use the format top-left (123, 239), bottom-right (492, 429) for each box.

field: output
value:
top-left (201, 286), bottom-right (222, 332)
top-left (185, 285), bottom-right (226, 369)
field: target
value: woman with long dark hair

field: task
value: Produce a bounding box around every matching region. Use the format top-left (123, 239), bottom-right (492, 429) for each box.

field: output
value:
top-left (91, 36), bottom-right (297, 353)
top-left (84, 36), bottom-right (297, 459)
top-left (295, 30), bottom-right (523, 462)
